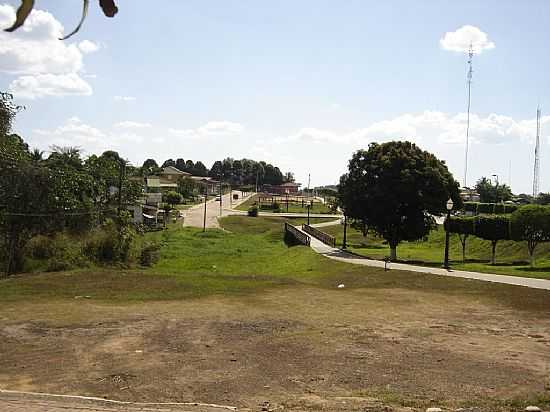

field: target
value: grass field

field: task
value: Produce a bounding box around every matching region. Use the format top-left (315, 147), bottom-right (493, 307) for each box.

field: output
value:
top-left (320, 222), bottom-right (550, 279)
top-left (236, 194), bottom-right (333, 214)
top-left (2, 217), bottom-right (550, 411)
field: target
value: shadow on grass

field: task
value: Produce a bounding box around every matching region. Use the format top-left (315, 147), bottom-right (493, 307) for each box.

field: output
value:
top-left (515, 266), bottom-right (550, 273)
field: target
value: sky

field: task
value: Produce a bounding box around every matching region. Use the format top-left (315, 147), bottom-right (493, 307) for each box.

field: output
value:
top-left (1, 0), bottom-right (550, 194)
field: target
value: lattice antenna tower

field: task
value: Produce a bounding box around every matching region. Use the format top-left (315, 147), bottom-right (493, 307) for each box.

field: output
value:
top-left (533, 106), bottom-right (542, 197)
top-left (463, 43), bottom-right (474, 188)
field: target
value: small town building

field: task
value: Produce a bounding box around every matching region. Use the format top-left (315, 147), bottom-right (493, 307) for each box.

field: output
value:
top-left (263, 182), bottom-right (301, 195)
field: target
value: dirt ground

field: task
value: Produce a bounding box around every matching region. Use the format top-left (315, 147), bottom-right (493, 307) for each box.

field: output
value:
top-left (1, 286), bottom-right (550, 411)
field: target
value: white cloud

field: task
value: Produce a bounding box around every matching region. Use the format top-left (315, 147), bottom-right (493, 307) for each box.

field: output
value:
top-left (0, 4), bottom-right (97, 99)
top-left (169, 121), bottom-right (244, 139)
top-left (282, 111), bottom-right (550, 147)
top-left (114, 95), bottom-right (136, 102)
top-left (78, 40), bottom-right (100, 54)
top-left (114, 121), bottom-right (152, 129)
top-left (440, 25), bottom-right (495, 54)
top-left (9, 73), bottom-right (92, 99)
top-left (33, 117), bottom-right (146, 154)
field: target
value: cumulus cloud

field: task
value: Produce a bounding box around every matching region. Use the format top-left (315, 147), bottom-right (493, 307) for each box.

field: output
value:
top-left (33, 117), bottom-right (146, 154)
top-left (169, 121), bottom-right (244, 139)
top-left (114, 121), bottom-right (152, 129)
top-left (78, 40), bottom-right (100, 54)
top-left (0, 4), bottom-right (98, 99)
top-left (440, 25), bottom-right (495, 54)
top-left (9, 73), bottom-right (93, 99)
top-left (114, 95), bottom-right (136, 102)
top-left (282, 111), bottom-right (549, 147)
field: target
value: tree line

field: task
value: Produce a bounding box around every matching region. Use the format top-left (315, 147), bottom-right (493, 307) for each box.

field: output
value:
top-left (141, 157), bottom-right (290, 187)
top-left (447, 205), bottom-right (550, 267)
top-left (1, 94), bottom-right (141, 276)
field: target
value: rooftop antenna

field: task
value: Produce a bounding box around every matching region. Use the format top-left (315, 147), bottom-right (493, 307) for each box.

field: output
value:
top-left (463, 43), bottom-right (474, 188)
top-left (533, 106), bottom-right (542, 197)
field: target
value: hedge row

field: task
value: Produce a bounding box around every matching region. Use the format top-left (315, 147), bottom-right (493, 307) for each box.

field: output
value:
top-left (446, 205), bottom-right (550, 266)
top-left (463, 202), bottom-right (519, 215)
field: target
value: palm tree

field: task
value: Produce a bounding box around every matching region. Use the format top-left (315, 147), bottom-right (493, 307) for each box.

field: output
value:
top-left (30, 148), bottom-right (44, 162)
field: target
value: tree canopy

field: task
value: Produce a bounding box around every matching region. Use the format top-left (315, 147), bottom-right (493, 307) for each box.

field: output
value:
top-left (475, 177), bottom-right (512, 203)
top-left (339, 141), bottom-right (461, 260)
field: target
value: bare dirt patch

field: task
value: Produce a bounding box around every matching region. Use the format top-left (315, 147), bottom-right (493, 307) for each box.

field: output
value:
top-left (1, 286), bottom-right (550, 411)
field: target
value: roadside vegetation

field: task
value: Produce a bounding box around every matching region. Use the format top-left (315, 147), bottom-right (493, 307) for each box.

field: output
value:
top-left (322, 221), bottom-right (550, 279)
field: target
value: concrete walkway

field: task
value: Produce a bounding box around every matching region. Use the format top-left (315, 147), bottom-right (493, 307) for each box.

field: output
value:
top-left (292, 225), bottom-right (550, 291)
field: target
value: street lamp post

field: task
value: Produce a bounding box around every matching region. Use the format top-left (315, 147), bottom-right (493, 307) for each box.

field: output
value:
top-left (203, 184), bottom-right (208, 232)
top-left (342, 215), bottom-right (347, 250)
top-left (443, 198), bottom-right (454, 270)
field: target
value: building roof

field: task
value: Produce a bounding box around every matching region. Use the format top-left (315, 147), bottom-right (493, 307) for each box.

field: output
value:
top-left (162, 166), bottom-right (191, 176)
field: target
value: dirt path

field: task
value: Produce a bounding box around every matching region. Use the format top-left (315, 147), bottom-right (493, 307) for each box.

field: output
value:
top-left (2, 287), bottom-right (550, 411)
top-left (0, 390), bottom-right (235, 411)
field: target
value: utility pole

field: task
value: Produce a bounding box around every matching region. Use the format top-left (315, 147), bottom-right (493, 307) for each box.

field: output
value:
top-left (219, 175), bottom-right (222, 217)
top-left (533, 106), bottom-right (542, 197)
top-left (464, 43), bottom-right (474, 189)
top-left (255, 169), bottom-right (259, 193)
top-left (203, 184), bottom-right (207, 232)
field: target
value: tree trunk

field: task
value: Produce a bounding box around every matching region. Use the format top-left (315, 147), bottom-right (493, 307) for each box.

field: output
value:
top-left (491, 240), bottom-right (497, 265)
top-left (389, 245), bottom-right (397, 261)
top-left (459, 234), bottom-right (468, 263)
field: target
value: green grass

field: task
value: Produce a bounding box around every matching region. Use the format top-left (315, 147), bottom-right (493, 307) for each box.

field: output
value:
top-left (236, 195), bottom-right (333, 214)
top-left (2, 216), bottom-right (550, 316)
top-left (321, 222), bottom-right (550, 279)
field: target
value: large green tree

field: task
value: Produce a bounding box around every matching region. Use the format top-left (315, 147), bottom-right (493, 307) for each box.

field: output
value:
top-left (339, 141), bottom-right (461, 260)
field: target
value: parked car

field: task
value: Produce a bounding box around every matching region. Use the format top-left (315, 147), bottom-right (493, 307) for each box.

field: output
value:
top-left (215, 196), bottom-right (222, 202)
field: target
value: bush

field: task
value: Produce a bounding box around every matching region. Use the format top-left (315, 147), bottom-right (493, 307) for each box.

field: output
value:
top-left (140, 242), bottom-right (161, 267)
top-left (83, 218), bottom-right (136, 263)
top-left (463, 202), bottom-right (518, 215)
top-left (248, 206), bottom-right (258, 217)
top-left (26, 233), bottom-right (87, 272)
top-left (511, 205), bottom-right (550, 267)
top-left (26, 235), bottom-right (55, 259)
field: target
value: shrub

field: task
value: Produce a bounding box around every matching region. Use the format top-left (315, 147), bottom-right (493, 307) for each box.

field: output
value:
top-left (26, 235), bottom-right (55, 259)
top-left (83, 218), bottom-right (136, 263)
top-left (445, 216), bottom-right (475, 261)
top-left (474, 215), bottom-right (511, 265)
top-left (26, 233), bottom-right (87, 272)
top-left (248, 206), bottom-right (258, 217)
top-left (140, 242), bottom-right (161, 267)
top-left (511, 205), bottom-right (550, 267)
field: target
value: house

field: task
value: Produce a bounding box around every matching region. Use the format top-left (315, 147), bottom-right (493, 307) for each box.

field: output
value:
top-left (189, 176), bottom-right (220, 196)
top-left (460, 187), bottom-right (480, 203)
top-left (263, 182), bottom-right (301, 195)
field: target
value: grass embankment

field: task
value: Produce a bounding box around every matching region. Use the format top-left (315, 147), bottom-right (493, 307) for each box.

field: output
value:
top-left (236, 194), bottom-right (333, 214)
top-left (2, 216), bottom-right (550, 316)
top-left (321, 223), bottom-right (550, 279)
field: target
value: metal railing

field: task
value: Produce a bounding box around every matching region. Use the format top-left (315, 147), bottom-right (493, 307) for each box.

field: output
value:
top-left (284, 223), bottom-right (310, 246)
top-left (302, 224), bottom-right (336, 247)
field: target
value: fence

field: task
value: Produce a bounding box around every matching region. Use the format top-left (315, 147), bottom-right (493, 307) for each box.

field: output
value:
top-left (284, 223), bottom-right (310, 246)
top-left (302, 224), bottom-right (336, 247)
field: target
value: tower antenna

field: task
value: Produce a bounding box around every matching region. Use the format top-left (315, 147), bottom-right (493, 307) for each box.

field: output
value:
top-left (533, 106), bottom-right (542, 197)
top-left (463, 43), bottom-right (474, 188)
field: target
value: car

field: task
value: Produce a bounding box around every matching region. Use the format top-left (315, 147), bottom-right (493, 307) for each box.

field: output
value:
top-left (215, 196), bottom-right (221, 201)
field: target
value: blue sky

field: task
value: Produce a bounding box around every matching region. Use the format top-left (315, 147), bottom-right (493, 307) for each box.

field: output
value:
top-left (1, 0), bottom-right (549, 193)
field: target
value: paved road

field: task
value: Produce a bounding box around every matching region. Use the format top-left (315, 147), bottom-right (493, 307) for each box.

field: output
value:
top-left (182, 192), bottom-right (250, 229)
top-left (292, 224), bottom-right (550, 291)
top-left (0, 390), bottom-right (236, 412)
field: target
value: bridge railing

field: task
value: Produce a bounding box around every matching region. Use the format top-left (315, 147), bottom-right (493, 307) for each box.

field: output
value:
top-left (284, 223), bottom-right (310, 246)
top-left (302, 224), bottom-right (336, 248)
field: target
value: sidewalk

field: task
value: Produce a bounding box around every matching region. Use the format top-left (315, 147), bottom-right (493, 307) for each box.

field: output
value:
top-left (292, 225), bottom-right (550, 291)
